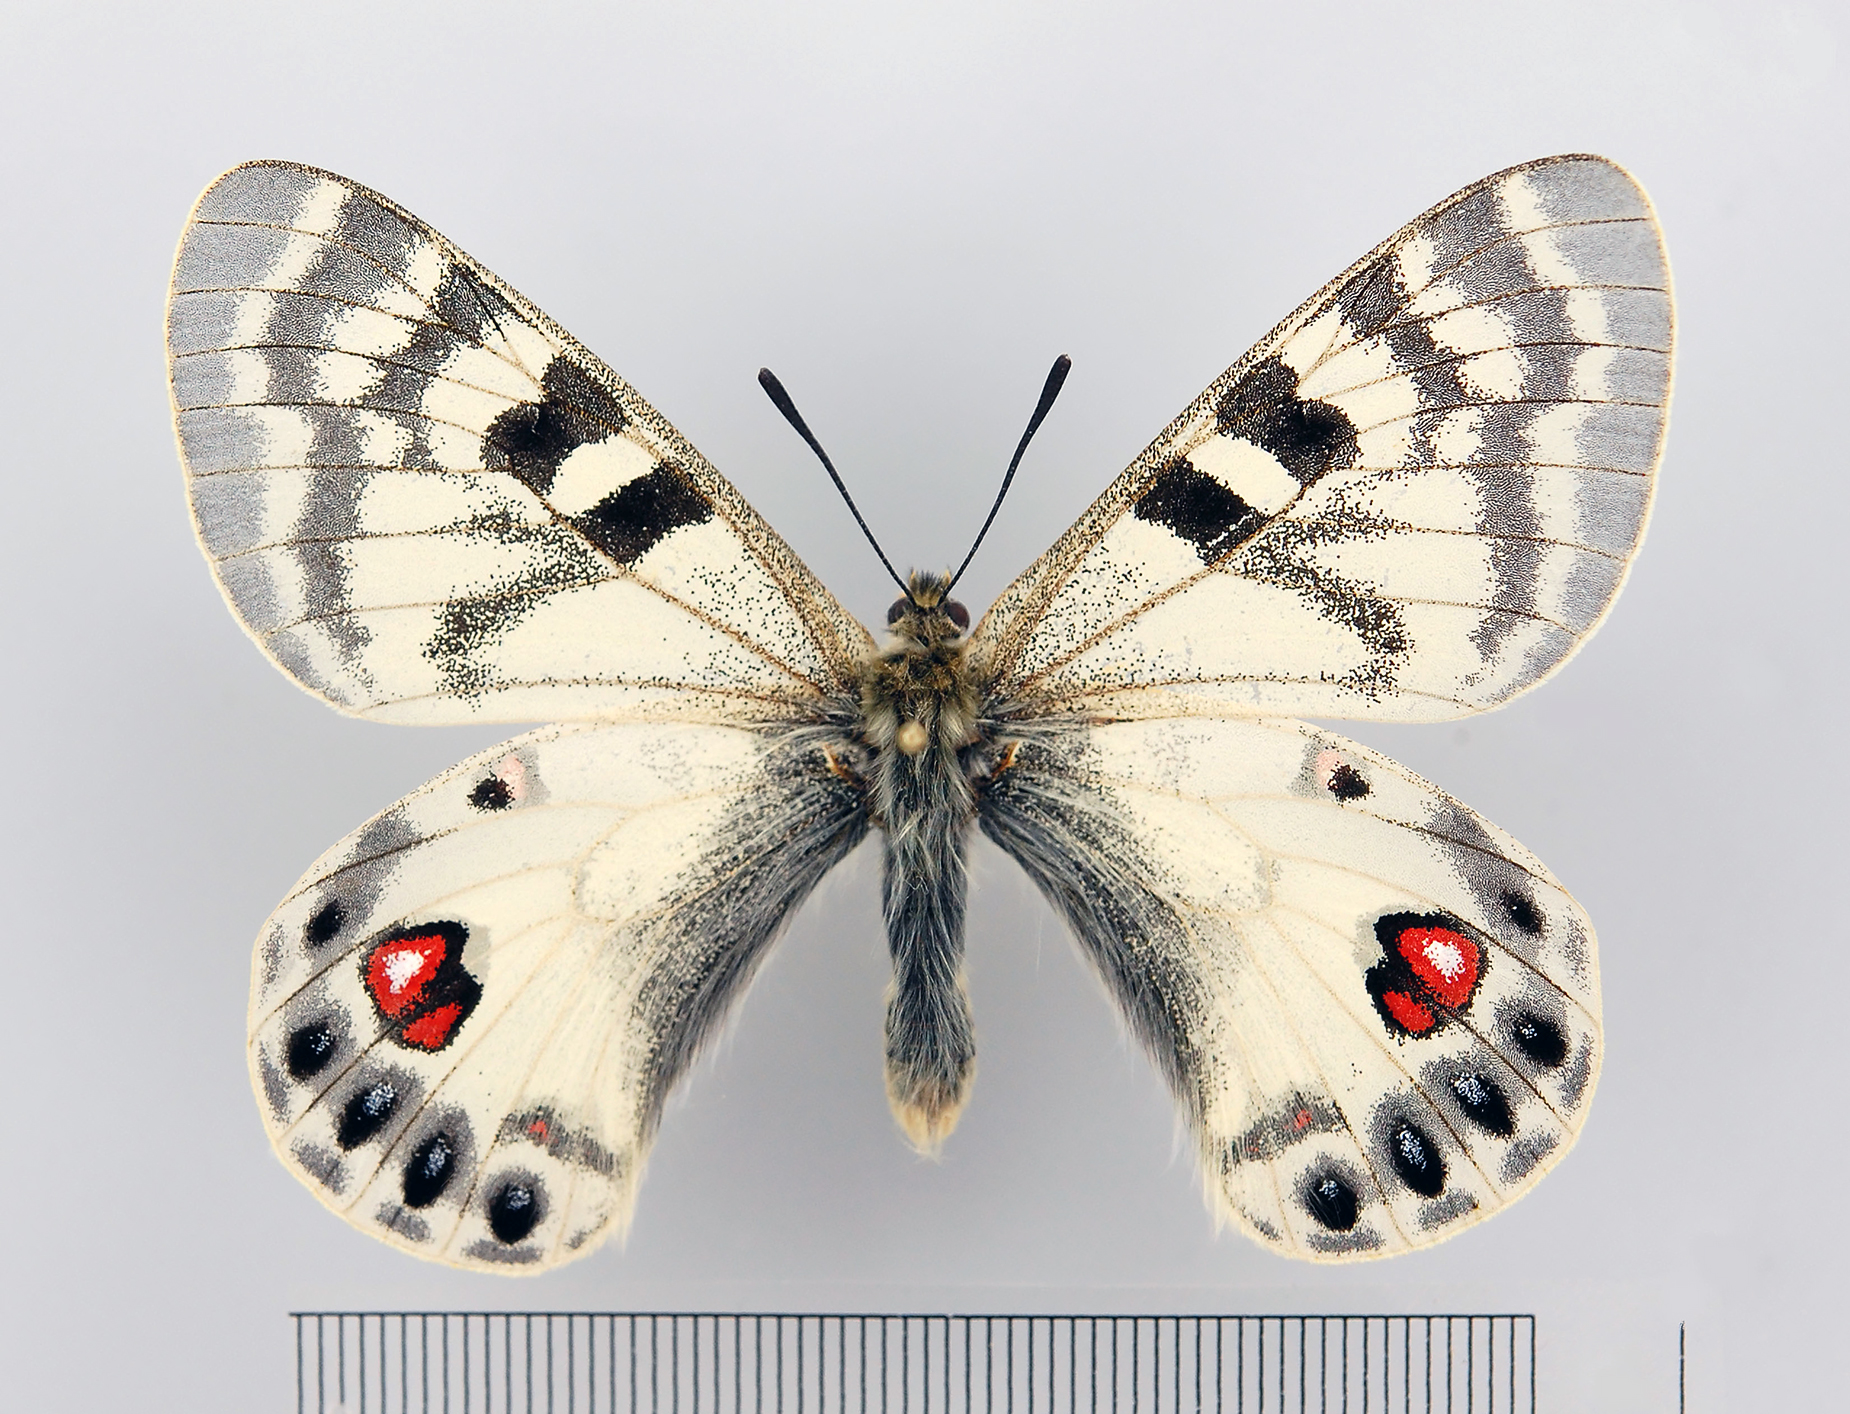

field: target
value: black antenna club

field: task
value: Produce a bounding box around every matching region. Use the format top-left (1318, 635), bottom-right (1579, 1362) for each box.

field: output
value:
top-left (759, 354), bottom-right (1072, 606)
top-left (758, 368), bottom-right (913, 602)
top-left (945, 354), bottom-right (1071, 594)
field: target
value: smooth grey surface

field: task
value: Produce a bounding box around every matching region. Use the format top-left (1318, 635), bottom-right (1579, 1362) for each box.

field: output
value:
top-left (0, 3), bottom-right (1841, 1409)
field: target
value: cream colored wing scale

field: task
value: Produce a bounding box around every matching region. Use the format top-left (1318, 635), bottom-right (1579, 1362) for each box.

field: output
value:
top-left (982, 717), bottom-right (1596, 1259)
top-left (167, 161), bottom-right (872, 725)
top-left (250, 720), bottom-right (864, 1271)
top-left (975, 155), bottom-right (1672, 723)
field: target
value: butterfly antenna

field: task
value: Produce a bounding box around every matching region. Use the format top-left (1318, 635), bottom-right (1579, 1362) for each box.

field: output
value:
top-left (945, 354), bottom-right (1071, 594)
top-left (758, 367), bottom-right (913, 601)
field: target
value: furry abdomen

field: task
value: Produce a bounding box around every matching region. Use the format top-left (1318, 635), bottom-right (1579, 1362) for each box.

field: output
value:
top-left (859, 572), bottom-right (984, 1151)
top-left (873, 738), bottom-right (976, 1150)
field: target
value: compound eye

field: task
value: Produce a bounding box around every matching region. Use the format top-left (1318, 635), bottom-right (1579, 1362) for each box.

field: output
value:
top-left (944, 600), bottom-right (970, 631)
top-left (886, 598), bottom-right (910, 625)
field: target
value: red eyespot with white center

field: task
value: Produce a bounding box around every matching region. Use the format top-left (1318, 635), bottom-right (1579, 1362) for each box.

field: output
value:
top-left (360, 922), bottom-right (482, 1053)
top-left (1364, 912), bottom-right (1485, 1039)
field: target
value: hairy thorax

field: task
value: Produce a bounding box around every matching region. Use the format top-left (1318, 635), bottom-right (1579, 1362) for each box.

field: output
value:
top-left (858, 570), bottom-right (982, 761)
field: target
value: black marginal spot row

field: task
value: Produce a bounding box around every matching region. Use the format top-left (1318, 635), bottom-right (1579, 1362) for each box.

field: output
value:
top-left (488, 1180), bottom-right (542, 1243)
top-left (1215, 355), bottom-right (1358, 487)
top-left (571, 461), bottom-right (713, 566)
top-left (1304, 1171), bottom-right (1360, 1232)
top-left (1510, 1012), bottom-right (1569, 1068)
top-left (1389, 1121), bottom-right (1446, 1198)
top-left (1452, 1072), bottom-right (1515, 1137)
top-left (337, 1081), bottom-right (399, 1149)
top-left (402, 1133), bottom-right (457, 1209)
top-left (1132, 457), bottom-right (1266, 565)
top-left (285, 1021), bottom-right (338, 1080)
top-left (305, 898), bottom-right (344, 947)
top-left (482, 356), bottom-right (628, 497)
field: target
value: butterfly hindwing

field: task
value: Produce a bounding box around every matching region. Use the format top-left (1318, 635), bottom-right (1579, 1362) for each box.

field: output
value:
top-left (975, 155), bottom-right (1671, 723)
top-left (249, 718), bottom-right (865, 1270)
top-left (168, 161), bottom-right (872, 725)
top-left (980, 715), bottom-right (1598, 1259)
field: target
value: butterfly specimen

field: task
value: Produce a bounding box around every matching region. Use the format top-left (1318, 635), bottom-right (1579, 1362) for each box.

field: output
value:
top-left (166, 154), bottom-right (1671, 1270)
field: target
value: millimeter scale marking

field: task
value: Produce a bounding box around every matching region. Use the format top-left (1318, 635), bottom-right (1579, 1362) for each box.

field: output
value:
top-left (294, 1312), bottom-right (1536, 1414)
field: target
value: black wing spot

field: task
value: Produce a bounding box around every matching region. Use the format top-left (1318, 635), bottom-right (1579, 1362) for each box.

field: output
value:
top-left (1304, 1170), bottom-right (1361, 1231)
top-left (1327, 763), bottom-right (1370, 801)
top-left (1215, 355), bottom-right (1358, 486)
top-left (337, 1081), bottom-right (399, 1149)
top-left (1388, 1121), bottom-right (1446, 1197)
top-left (487, 1179), bottom-right (542, 1244)
top-left (469, 776), bottom-right (514, 811)
top-left (305, 899), bottom-right (345, 947)
top-left (1451, 1072), bottom-right (1515, 1137)
top-left (1133, 457), bottom-right (1266, 564)
top-left (1510, 1012), bottom-right (1569, 1069)
top-left (402, 1133), bottom-right (458, 1209)
top-left (483, 357), bottom-right (628, 497)
top-left (285, 1021), bottom-right (338, 1080)
top-left (1500, 889), bottom-right (1545, 936)
top-left (572, 462), bottom-right (713, 566)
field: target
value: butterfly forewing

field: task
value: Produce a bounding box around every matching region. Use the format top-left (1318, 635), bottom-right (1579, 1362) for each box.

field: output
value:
top-left (167, 161), bottom-right (871, 725)
top-left (248, 720), bottom-right (865, 1271)
top-left (975, 155), bottom-right (1670, 723)
top-left (980, 716), bottom-right (1598, 1259)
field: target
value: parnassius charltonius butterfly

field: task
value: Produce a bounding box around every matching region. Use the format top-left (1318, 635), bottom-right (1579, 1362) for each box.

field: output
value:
top-left (167, 154), bottom-right (1670, 1271)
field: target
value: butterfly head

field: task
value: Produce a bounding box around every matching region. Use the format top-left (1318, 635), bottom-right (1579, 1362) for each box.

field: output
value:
top-left (886, 570), bottom-right (970, 644)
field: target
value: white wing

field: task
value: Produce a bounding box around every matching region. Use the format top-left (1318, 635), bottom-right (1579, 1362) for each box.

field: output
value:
top-left (248, 719), bottom-right (864, 1271)
top-left (168, 161), bottom-right (873, 724)
top-left (981, 716), bottom-right (1597, 1260)
top-left (976, 155), bottom-right (1671, 722)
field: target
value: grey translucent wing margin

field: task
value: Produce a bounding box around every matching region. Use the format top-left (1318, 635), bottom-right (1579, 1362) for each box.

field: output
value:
top-left (973, 155), bottom-right (1672, 722)
top-left (169, 161), bottom-right (874, 722)
top-left (978, 717), bottom-right (1599, 1260)
top-left (249, 716), bottom-right (867, 1271)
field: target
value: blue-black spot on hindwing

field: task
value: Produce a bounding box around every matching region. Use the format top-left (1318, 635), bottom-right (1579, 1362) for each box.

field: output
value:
top-left (1304, 1170), bottom-right (1361, 1231)
top-left (572, 461), bottom-right (712, 566)
top-left (469, 776), bottom-right (514, 811)
top-left (285, 1020), bottom-right (339, 1080)
top-left (402, 1133), bottom-right (458, 1208)
top-left (1500, 889), bottom-right (1544, 936)
top-left (1215, 356), bottom-right (1358, 487)
top-left (487, 1179), bottom-right (542, 1243)
top-left (1133, 457), bottom-right (1266, 564)
top-left (337, 1081), bottom-right (400, 1149)
top-left (1510, 1011), bottom-right (1568, 1069)
top-left (483, 356), bottom-right (628, 497)
top-left (1451, 1072), bottom-right (1515, 1137)
top-left (305, 898), bottom-right (345, 947)
top-left (1389, 1121), bottom-right (1446, 1197)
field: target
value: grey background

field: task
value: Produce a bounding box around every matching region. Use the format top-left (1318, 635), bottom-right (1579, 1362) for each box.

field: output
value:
top-left (0, 3), bottom-right (1840, 1409)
